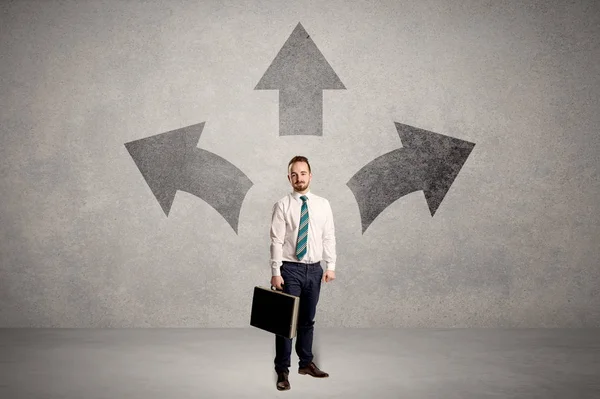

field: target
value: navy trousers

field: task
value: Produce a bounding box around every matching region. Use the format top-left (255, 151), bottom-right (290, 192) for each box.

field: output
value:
top-left (274, 261), bottom-right (323, 373)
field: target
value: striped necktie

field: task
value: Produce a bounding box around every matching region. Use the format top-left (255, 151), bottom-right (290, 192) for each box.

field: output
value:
top-left (295, 195), bottom-right (309, 260)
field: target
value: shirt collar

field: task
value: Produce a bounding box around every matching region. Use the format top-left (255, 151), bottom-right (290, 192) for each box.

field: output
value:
top-left (291, 191), bottom-right (311, 201)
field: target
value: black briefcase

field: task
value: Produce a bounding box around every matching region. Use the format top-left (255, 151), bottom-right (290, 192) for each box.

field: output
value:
top-left (250, 286), bottom-right (299, 339)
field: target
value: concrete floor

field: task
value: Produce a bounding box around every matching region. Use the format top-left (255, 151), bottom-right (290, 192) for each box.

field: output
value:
top-left (1, 328), bottom-right (599, 399)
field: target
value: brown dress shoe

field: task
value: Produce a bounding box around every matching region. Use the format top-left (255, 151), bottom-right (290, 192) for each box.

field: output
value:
top-left (298, 362), bottom-right (329, 378)
top-left (276, 371), bottom-right (290, 391)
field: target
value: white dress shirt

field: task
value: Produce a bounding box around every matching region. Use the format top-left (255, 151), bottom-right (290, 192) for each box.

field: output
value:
top-left (270, 191), bottom-right (336, 277)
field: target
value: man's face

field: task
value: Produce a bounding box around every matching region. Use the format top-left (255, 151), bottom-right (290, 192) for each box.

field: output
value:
top-left (288, 161), bottom-right (312, 193)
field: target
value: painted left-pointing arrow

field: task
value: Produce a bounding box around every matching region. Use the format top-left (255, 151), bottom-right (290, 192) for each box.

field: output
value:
top-left (124, 122), bottom-right (253, 233)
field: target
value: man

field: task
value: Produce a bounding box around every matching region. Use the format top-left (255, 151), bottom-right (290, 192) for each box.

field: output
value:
top-left (269, 155), bottom-right (336, 391)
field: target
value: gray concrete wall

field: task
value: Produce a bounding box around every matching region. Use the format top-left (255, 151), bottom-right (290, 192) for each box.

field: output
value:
top-left (1, 0), bottom-right (598, 327)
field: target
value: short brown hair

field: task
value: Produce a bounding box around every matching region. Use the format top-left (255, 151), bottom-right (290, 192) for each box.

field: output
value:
top-left (288, 156), bottom-right (311, 173)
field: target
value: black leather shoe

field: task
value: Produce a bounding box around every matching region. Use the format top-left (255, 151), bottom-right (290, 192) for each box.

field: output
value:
top-left (276, 371), bottom-right (290, 391)
top-left (298, 362), bottom-right (329, 378)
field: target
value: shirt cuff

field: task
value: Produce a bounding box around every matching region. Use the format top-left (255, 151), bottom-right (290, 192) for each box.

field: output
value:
top-left (271, 262), bottom-right (282, 277)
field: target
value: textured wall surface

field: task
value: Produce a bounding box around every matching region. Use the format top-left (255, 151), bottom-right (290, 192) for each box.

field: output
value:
top-left (1, 0), bottom-right (599, 327)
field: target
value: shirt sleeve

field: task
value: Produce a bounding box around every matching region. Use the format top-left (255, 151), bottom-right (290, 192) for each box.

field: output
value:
top-left (269, 201), bottom-right (286, 277)
top-left (322, 199), bottom-right (337, 271)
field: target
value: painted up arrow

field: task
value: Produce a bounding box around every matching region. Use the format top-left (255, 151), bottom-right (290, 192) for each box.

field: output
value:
top-left (255, 22), bottom-right (346, 136)
top-left (347, 123), bottom-right (475, 233)
top-left (124, 122), bottom-right (253, 233)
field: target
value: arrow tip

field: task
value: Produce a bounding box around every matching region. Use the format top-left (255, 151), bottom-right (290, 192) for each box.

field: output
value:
top-left (125, 122), bottom-right (206, 216)
top-left (255, 22), bottom-right (345, 90)
top-left (394, 122), bottom-right (475, 216)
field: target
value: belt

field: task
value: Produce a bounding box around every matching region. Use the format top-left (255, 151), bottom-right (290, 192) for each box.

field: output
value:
top-left (283, 261), bottom-right (321, 267)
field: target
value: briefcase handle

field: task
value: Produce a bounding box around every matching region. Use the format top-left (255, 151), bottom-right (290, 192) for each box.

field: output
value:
top-left (271, 284), bottom-right (284, 292)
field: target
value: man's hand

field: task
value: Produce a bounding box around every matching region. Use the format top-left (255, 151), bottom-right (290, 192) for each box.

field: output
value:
top-left (271, 276), bottom-right (284, 290)
top-left (324, 270), bottom-right (336, 283)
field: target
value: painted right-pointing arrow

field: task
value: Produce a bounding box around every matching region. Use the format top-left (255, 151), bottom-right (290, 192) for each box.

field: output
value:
top-left (255, 22), bottom-right (345, 136)
top-left (347, 123), bottom-right (475, 233)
